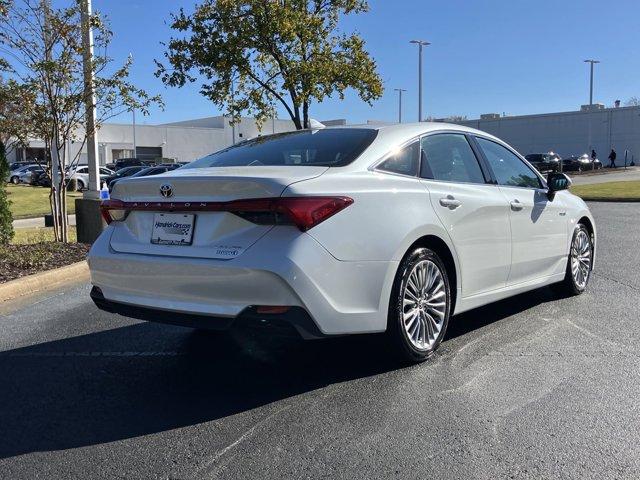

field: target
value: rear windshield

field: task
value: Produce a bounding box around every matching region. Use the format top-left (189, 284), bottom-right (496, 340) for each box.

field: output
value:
top-left (182, 128), bottom-right (378, 169)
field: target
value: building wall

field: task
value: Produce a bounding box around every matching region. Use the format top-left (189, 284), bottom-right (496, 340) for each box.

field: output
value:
top-left (459, 106), bottom-right (640, 163)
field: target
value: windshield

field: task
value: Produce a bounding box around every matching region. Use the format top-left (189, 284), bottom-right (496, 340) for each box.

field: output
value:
top-left (182, 128), bottom-right (378, 169)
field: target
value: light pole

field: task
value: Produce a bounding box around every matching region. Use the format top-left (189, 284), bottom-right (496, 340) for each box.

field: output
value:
top-left (410, 40), bottom-right (430, 121)
top-left (132, 108), bottom-right (137, 157)
top-left (394, 88), bottom-right (407, 123)
top-left (584, 59), bottom-right (600, 156)
top-left (584, 59), bottom-right (600, 106)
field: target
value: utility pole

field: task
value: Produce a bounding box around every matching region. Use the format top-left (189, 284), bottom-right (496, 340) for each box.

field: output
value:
top-left (81, 0), bottom-right (99, 194)
top-left (394, 88), bottom-right (407, 123)
top-left (410, 40), bottom-right (430, 121)
top-left (584, 59), bottom-right (600, 106)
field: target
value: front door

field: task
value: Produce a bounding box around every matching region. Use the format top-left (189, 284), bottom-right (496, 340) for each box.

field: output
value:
top-left (474, 137), bottom-right (568, 285)
top-left (419, 133), bottom-right (511, 297)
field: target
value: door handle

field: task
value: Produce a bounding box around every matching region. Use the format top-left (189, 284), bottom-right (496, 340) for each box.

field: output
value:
top-left (510, 199), bottom-right (524, 211)
top-left (439, 196), bottom-right (462, 210)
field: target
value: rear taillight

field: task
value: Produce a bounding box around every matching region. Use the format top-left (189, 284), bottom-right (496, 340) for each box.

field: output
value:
top-left (99, 196), bottom-right (353, 231)
top-left (275, 197), bottom-right (354, 231)
top-left (228, 197), bottom-right (353, 231)
top-left (100, 199), bottom-right (128, 224)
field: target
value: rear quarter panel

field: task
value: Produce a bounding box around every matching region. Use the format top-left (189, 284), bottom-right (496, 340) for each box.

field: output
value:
top-left (282, 170), bottom-right (459, 265)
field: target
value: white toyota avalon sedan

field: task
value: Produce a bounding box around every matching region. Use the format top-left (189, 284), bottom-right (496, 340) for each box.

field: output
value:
top-left (89, 123), bottom-right (595, 362)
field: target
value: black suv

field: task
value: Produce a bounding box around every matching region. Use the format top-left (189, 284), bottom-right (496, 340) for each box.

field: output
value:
top-left (113, 158), bottom-right (155, 171)
top-left (524, 153), bottom-right (561, 173)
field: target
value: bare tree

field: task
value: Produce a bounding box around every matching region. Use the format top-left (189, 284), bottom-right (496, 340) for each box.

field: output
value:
top-left (625, 97), bottom-right (640, 107)
top-left (0, 0), bottom-right (162, 242)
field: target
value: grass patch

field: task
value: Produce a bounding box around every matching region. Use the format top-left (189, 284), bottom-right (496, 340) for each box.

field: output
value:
top-left (570, 180), bottom-right (640, 201)
top-left (6, 184), bottom-right (82, 219)
top-left (12, 226), bottom-right (77, 244)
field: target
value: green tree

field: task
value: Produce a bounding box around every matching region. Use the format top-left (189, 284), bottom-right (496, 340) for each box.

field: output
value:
top-left (0, 140), bottom-right (13, 244)
top-left (0, 0), bottom-right (163, 242)
top-left (156, 0), bottom-right (383, 130)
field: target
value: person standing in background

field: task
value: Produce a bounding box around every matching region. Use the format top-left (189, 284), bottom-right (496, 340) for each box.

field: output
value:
top-left (608, 148), bottom-right (617, 168)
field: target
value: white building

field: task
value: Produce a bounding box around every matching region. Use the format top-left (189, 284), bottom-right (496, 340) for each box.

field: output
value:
top-left (457, 105), bottom-right (640, 163)
top-left (9, 116), bottom-right (345, 166)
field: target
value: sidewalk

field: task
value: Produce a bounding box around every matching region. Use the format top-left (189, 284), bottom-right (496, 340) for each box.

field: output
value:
top-left (568, 166), bottom-right (640, 186)
top-left (13, 214), bottom-right (77, 229)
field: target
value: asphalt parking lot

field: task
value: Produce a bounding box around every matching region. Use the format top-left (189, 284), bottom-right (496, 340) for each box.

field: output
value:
top-left (1, 202), bottom-right (639, 479)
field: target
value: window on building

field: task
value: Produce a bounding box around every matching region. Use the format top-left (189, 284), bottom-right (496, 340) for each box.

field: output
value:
top-left (135, 147), bottom-right (163, 162)
top-left (112, 149), bottom-right (135, 161)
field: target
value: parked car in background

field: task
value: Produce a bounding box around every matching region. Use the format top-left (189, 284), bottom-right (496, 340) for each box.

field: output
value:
top-left (17, 165), bottom-right (44, 184)
top-left (8, 164), bottom-right (37, 184)
top-left (68, 165), bottom-right (115, 190)
top-left (108, 164), bottom-right (182, 192)
top-left (563, 154), bottom-right (602, 172)
top-left (113, 158), bottom-right (155, 171)
top-left (524, 152), bottom-right (561, 172)
top-left (103, 166), bottom-right (147, 188)
top-left (91, 123), bottom-right (596, 363)
top-left (8, 161), bottom-right (33, 171)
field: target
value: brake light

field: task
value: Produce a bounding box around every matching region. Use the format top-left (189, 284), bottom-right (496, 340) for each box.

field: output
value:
top-left (100, 199), bottom-right (128, 224)
top-left (274, 197), bottom-right (354, 231)
top-left (98, 196), bottom-right (353, 231)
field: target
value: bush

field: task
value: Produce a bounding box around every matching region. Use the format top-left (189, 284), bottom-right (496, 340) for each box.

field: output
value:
top-left (0, 141), bottom-right (14, 245)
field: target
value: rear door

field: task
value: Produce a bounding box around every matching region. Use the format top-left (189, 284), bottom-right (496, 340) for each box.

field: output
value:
top-left (474, 137), bottom-right (568, 284)
top-left (419, 133), bottom-right (511, 297)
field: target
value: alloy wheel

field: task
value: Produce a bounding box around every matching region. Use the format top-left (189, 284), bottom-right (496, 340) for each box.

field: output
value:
top-left (571, 229), bottom-right (592, 289)
top-left (402, 260), bottom-right (447, 350)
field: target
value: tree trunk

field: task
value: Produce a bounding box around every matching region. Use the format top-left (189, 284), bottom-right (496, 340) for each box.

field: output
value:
top-left (303, 101), bottom-right (309, 129)
top-left (292, 104), bottom-right (303, 130)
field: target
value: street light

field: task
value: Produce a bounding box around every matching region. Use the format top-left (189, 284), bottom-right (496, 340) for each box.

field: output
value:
top-left (410, 40), bottom-right (430, 122)
top-left (584, 59), bottom-right (600, 106)
top-left (394, 88), bottom-right (407, 123)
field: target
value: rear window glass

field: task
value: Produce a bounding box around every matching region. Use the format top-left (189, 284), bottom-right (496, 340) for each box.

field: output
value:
top-left (182, 128), bottom-right (378, 169)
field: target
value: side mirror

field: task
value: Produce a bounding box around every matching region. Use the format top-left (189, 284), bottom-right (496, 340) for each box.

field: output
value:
top-left (547, 172), bottom-right (571, 199)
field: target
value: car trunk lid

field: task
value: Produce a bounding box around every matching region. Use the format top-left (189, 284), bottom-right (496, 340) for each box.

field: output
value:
top-left (108, 166), bottom-right (328, 259)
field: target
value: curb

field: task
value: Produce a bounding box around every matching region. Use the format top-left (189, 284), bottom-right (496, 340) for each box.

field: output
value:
top-left (0, 261), bottom-right (89, 303)
top-left (581, 198), bottom-right (640, 202)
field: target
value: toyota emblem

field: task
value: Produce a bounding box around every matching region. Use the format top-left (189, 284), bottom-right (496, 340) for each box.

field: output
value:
top-left (159, 184), bottom-right (173, 198)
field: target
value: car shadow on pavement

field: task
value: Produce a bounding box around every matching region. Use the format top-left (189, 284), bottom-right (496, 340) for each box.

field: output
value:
top-left (446, 285), bottom-right (564, 340)
top-left (0, 286), bottom-right (563, 459)
top-left (0, 322), bottom-right (397, 459)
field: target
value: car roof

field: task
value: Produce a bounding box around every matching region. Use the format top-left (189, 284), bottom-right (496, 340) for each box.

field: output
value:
top-left (317, 122), bottom-right (504, 171)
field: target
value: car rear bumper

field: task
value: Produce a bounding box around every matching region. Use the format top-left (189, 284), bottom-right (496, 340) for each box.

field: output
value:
top-left (88, 226), bottom-right (397, 336)
top-left (90, 286), bottom-right (325, 339)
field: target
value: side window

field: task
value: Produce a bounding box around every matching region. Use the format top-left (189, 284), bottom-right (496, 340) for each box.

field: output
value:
top-left (377, 141), bottom-right (420, 176)
top-left (420, 133), bottom-right (486, 184)
top-left (476, 137), bottom-right (542, 189)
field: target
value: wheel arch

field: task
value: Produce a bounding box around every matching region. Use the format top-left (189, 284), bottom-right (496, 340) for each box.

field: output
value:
top-left (403, 234), bottom-right (459, 314)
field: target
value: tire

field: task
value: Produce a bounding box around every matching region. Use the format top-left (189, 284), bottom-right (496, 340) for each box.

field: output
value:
top-left (554, 224), bottom-right (593, 296)
top-left (387, 247), bottom-right (452, 363)
top-left (76, 179), bottom-right (85, 191)
top-left (10, 176), bottom-right (19, 184)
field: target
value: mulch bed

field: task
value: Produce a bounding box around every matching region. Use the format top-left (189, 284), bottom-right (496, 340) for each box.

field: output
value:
top-left (0, 242), bottom-right (89, 283)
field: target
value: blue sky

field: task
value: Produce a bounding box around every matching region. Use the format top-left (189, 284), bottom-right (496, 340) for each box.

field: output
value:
top-left (97, 0), bottom-right (640, 125)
